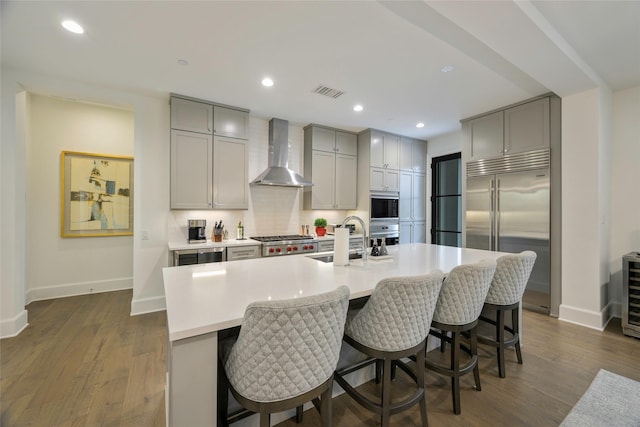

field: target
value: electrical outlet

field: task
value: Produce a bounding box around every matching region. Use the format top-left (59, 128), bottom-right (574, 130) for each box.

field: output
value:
top-left (142, 230), bottom-right (149, 240)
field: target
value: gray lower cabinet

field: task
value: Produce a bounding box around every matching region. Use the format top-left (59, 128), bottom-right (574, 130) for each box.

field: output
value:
top-left (400, 221), bottom-right (426, 244)
top-left (317, 237), bottom-right (363, 253)
top-left (226, 245), bottom-right (260, 261)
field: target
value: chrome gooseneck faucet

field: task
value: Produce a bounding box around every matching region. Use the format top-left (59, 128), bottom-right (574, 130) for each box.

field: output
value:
top-left (341, 215), bottom-right (367, 263)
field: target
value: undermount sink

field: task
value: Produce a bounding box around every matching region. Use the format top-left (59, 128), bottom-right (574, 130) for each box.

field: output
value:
top-left (308, 253), bottom-right (363, 263)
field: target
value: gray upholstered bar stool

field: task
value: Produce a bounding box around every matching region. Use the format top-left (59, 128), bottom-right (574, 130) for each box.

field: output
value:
top-left (425, 259), bottom-right (497, 415)
top-left (478, 251), bottom-right (537, 378)
top-left (219, 285), bottom-right (349, 427)
top-left (334, 272), bottom-right (445, 427)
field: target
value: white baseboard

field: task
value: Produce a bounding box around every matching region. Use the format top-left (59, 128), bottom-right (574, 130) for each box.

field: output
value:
top-left (26, 277), bottom-right (133, 304)
top-left (558, 303), bottom-right (611, 331)
top-left (0, 309), bottom-right (29, 339)
top-left (130, 294), bottom-right (166, 315)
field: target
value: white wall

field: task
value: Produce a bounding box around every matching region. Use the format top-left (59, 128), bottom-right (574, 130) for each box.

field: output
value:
top-left (609, 86), bottom-right (640, 310)
top-left (1, 82), bottom-right (29, 337)
top-left (1, 68), bottom-right (170, 336)
top-left (559, 87), bottom-right (612, 329)
top-left (425, 129), bottom-right (462, 244)
top-left (26, 94), bottom-right (135, 302)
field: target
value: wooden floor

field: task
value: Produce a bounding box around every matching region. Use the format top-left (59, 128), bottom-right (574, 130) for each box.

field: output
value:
top-left (2, 290), bottom-right (639, 427)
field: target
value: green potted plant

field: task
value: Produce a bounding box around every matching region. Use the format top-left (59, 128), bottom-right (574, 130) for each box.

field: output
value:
top-left (314, 218), bottom-right (328, 237)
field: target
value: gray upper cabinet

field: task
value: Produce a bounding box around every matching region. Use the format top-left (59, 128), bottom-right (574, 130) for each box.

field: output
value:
top-left (504, 97), bottom-right (550, 155)
top-left (466, 96), bottom-right (553, 161)
top-left (213, 106), bottom-right (249, 140)
top-left (400, 138), bottom-right (427, 172)
top-left (170, 95), bottom-right (249, 209)
top-left (171, 98), bottom-right (213, 135)
top-left (468, 111), bottom-right (504, 160)
top-left (370, 131), bottom-right (399, 169)
top-left (303, 125), bottom-right (357, 210)
top-left (170, 130), bottom-right (213, 209)
top-left (212, 136), bottom-right (248, 209)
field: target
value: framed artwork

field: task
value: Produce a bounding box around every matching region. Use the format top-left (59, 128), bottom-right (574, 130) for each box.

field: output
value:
top-left (60, 151), bottom-right (134, 237)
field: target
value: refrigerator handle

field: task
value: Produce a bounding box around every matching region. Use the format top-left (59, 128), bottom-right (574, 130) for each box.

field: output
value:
top-left (496, 178), bottom-right (501, 251)
top-left (490, 178), bottom-right (495, 251)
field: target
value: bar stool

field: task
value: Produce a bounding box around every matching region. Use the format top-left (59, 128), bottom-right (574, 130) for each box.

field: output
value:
top-left (219, 285), bottom-right (350, 427)
top-left (478, 251), bottom-right (537, 378)
top-left (425, 259), bottom-right (497, 415)
top-left (334, 272), bottom-right (445, 427)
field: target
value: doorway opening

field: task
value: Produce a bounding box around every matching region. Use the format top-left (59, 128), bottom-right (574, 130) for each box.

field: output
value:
top-left (431, 153), bottom-right (461, 247)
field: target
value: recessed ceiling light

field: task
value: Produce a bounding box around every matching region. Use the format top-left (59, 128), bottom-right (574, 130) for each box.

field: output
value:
top-left (416, 122), bottom-right (425, 128)
top-left (61, 20), bottom-right (84, 34)
top-left (177, 59), bottom-right (189, 66)
top-left (440, 65), bottom-right (454, 73)
top-left (353, 104), bottom-right (364, 112)
top-left (261, 77), bottom-right (274, 87)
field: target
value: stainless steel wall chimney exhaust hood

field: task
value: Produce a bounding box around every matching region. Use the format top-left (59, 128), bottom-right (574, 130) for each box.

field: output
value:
top-left (251, 118), bottom-right (313, 187)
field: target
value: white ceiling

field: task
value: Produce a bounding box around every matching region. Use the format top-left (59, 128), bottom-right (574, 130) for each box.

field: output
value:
top-left (2, 1), bottom-right (639, 140)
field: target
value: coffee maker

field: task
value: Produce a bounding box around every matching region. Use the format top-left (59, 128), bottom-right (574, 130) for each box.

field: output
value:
top-left (188, 219), bottom-right (207, 243)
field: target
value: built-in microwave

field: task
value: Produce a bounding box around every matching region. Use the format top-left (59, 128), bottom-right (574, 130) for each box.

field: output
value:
top-left (370, 195), bottom-right (399, 220)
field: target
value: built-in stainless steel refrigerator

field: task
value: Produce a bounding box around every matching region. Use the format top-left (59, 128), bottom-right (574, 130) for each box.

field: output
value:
top-left (466, 150), bottom-right (551, 313)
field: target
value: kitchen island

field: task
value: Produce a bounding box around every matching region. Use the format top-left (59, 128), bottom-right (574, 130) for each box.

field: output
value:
top-left (163, 243), bottom-right (506, 427)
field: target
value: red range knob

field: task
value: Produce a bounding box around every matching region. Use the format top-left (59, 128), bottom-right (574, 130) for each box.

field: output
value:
top-left (293, 246), bottom-right (298, 251)
top-left (276, 248), bottom-right (281, 253)
top-left (269, 248), bottom-right (275, 253)
top-left (308, 244), bottom-right (314, 250)
top-left (287, 247), bottom-right (292, 252)
top-left (303, 245), bottom-right (308, 250)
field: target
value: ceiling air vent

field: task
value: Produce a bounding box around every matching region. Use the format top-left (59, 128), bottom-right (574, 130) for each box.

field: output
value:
top-left (313, 84), bottom-right (345, 99)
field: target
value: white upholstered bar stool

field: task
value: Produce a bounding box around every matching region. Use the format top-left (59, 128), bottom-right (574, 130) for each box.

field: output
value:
top-left (334, 272), bottom-right (445, 427)
top-left (478, 251), bottom-right (537, 378)
top-left (219, 285), bottom-right (350, 427)
top-left (425, 259), bottom-right (497, 415)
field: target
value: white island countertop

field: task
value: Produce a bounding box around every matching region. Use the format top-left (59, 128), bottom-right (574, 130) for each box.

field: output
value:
top-left (163, 243), bottom-right (505, 342)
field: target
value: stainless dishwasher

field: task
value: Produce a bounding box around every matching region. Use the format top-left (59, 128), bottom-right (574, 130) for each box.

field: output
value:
top-left (173, 247), bottom-right (226, 266)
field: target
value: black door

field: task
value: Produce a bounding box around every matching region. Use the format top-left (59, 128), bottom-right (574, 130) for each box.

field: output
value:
top-left (431, 153), bottom-right (462, 247)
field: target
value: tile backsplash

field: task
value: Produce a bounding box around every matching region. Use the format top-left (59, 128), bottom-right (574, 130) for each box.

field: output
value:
top-left (168, 117), bottom-right (354, 243)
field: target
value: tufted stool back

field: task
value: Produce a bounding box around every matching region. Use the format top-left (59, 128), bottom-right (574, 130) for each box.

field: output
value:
top-left (345, 272), bottom-right (445, 352)
top-left (485, 251), bottom-right (537, 306)
top-left (433, 259), bottom-right (497, 326)
top-left (224, 285), bottom-right (349, 403)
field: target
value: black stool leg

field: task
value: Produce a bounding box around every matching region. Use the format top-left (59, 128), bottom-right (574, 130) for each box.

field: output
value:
top-left (320, 385), bottom-right (332, 427)
top-left (497, 308), bottom-right (506, 378)
top-left (218, 359), bottom-right (230, 427)
top-left (296, 405), bottom-right (303, 423)
top-left (381, 357), bottom-right (392, 426)
top-left (259, 410), bottom-right (270, 427)
top-left (513, 306), bottom-right (523, 364)
top-left (471, 325), bottom-right (481, 391)
top-left (416, 345), bottom-right (429, 427)
top-left (451, 331), bottom-right (461, 415)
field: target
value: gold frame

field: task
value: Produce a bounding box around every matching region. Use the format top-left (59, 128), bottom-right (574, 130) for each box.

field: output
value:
top-left (60, 151), bottom-right (134, 237)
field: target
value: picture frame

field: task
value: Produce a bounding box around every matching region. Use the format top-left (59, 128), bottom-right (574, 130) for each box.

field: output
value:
top-left (60, 151), bottom-right (134, 237)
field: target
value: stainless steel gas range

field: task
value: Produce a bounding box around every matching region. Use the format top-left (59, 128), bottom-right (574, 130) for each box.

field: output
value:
top-left (251, 235), bottom-right (319, 257)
